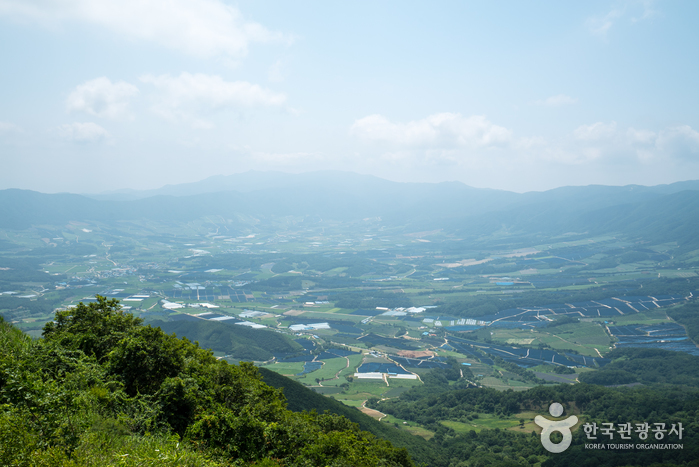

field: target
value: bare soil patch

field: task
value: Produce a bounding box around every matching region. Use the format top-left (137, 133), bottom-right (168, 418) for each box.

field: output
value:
top-left (397, 350), bottom-right (435, 358)
top-left (283, 309), bottom-right (306, 316)
top-left (360, 407), bottom-right (386, 420)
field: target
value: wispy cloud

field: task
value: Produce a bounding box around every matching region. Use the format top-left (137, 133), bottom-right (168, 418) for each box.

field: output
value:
top-left (0, 121), bottom-right (24, 134)
top-left (630, 0), bottom-right (657, 22)
top-left (573, 121), bottom-right (618, 141)
top-left (140, 72), bottom-right (286, 128)
top-left (586, 7), bottom-right (624, 36)
top-left (0, 0), bottom-right (290, 58)
top-left (351, 112), bottom-right (699, 169)
top-left (351, 113), bottom-right (511, 148)
top-left (543, 121), bottom-right (699, 164)
top-left (66, 77), bottom-right (139, 119)
top-left (586, 1), bottom-right (657, 37)
top-left (0, 121), bottom-right (26, 146)
top-left (654, 125), bottom-right (699, 160)
top-left (55, 122), bottom-right (110, 143)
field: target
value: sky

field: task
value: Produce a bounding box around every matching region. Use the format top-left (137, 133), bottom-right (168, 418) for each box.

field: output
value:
top-left (1, 0), bottom-right (698, 194)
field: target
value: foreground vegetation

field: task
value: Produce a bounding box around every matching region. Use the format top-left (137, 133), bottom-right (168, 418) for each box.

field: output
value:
top-left (0, 297), bottom-right (413, 466)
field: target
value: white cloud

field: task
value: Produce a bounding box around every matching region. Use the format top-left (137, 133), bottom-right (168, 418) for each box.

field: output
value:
top-left (586, 1), bottom-right (657, 37)
top-left (0, 121), bottom-right (23, 134)
top-left (140, 72), bottom-right (286, 128)
top-left (627, 127), bottom-right (656, 145)
top-left (516, 136), bottom-right (547, 150)
top-left (573, 121), bottom-right (618, 141)
top-left (0, 121), bottom-right (25, 145)
top-left (536, 94), bottom-right (578, 107)
top-left (548, 121), bottom-right (699, 164)
top-left (586, 8), bottom-right (624, 36)
top-left (655, 125), bottom-right (699, 159)
top-left (55, 122), bottom-right (110, 143)
top-left (351, 113), bottom-right (511, 148)
top-left (0, 0), bottom-right (288, 58)
top-left (630, 0), bottom-right (657, 23)
top-left (66, 77), bottom-right (139, 119)
top-left (351, 114), bottom-right (699, 169)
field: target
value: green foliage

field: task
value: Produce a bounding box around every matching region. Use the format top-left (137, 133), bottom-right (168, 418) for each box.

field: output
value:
top-left (0, 315), bottom-right (32, 361)
top-left (552, 365), bottom-right (576, 375)
top-left (0, 255), bottom-right (60, 283)
top-left (546, 315), bottom-right (579, 327)
top-left (334, 290), bottom-right (412, 310)
top-left (577, 368), bottom-right (638, 386)
top-left (667, 300), bottom-right (699, 344)
top-left (491, 357), bottom-right (546, 384)
top-left (0, 413), bottom-right (223, 467)
top-left (0, 298), bottom-right (415, 466)
top-left (106, 325), bottom-right (188, 396)
top-left (578, 347), bottom-right (699, 387)
top-left (249, 275), bottom-right (305, 291)
top-left (271, 260), bottom-right (295, 273)
top-left (370, 379), bottom-right (699, 467)
top-left (258, 368), bottom-right (438, 466)
top-left (153, 319), bottom-right (302, 361)
top-left (42, 296), bottom-right (143, 361)
top-left (0, 295), bottom-right (61, 322)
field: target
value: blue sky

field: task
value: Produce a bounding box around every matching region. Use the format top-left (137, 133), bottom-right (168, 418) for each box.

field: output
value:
top-left (1, 0), bottom-right (698, 193)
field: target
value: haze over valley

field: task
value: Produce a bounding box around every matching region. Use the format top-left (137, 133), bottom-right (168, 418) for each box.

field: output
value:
top-left (2, 172), bottom-right (699, 465)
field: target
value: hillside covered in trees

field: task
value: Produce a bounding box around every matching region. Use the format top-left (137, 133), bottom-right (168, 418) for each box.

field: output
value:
top-left (0, 297), bottom-right (413, 466)
top-left (152, 319), bottom-right (303, 362)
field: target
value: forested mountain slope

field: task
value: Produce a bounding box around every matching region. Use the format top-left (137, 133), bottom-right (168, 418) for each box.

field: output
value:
top-left (3, 173), bottom-right (699, 248)
top-left (153, 319), bottom-right (303, 361)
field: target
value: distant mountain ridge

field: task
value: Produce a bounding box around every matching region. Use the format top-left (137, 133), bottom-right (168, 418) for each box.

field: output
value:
top-left (86, 171), bottom-right (506, 200)
top-left (2, 171), bottom-right (699, 247)
top-left (85, 171), bottom-right (699, 201)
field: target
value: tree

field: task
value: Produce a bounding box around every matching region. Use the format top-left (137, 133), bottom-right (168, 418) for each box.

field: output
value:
top-left (4, 297), bottom-right (417, 467)
top-left (42, 295), bottom-right (142, 361)
top-left (106, 325), bottom-right (186, 396)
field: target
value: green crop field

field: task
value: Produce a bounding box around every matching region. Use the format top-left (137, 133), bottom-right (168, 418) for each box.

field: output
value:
top-left (318, 354), bottom-right (364, 386)
top-left (489, 322), bottom-right (612, 356)
top-left (601, 308), bottom-right (670, 325)
top-left (260, 361), bottom-right (305, 376)
top-left (440, 414), bottom-right (522, 433)
top-left (339, 380), bottom-right (394, 398)
top-left (479, 376), bottom-right (536, 391)
top-left (294, 357), bottom-right (348, 384)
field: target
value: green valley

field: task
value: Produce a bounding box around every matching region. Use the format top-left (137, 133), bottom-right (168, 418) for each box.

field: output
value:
top-left (2, 174), bottom-right (699, 466)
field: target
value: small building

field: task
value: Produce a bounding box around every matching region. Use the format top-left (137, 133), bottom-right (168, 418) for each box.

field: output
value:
top-left (353, 372), bottom-right (384, 379)
top-left (389, 374), bottom-right (418, 379)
